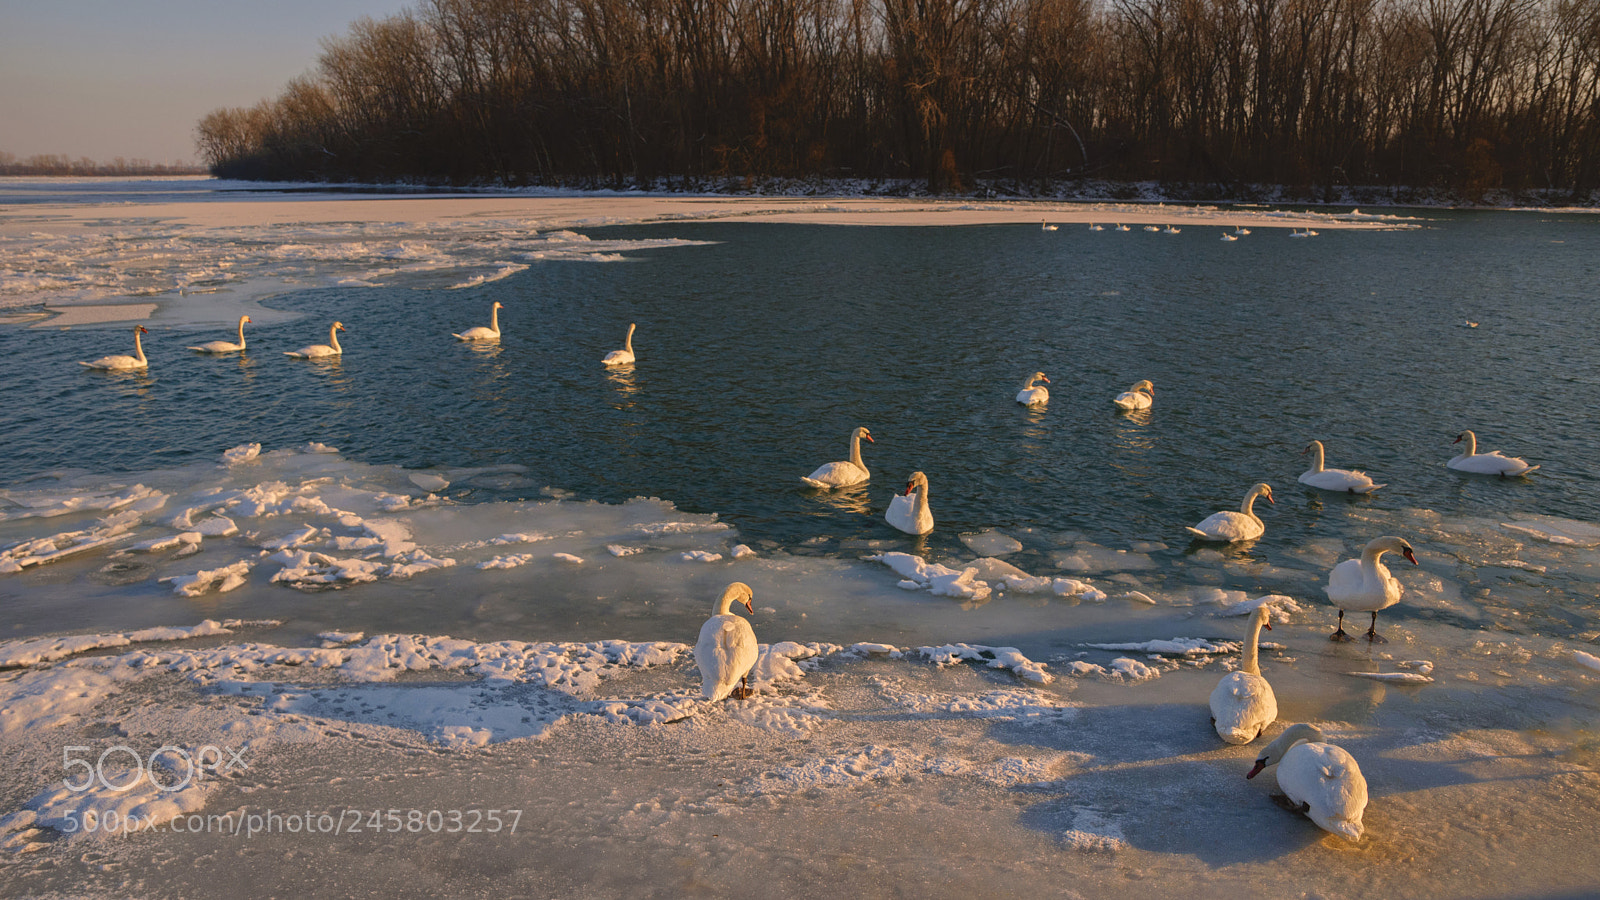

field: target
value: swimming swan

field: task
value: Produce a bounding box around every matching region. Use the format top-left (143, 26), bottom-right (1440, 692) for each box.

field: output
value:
top-left (285, 321), bottom-right (344, 359)
top-left (1113, 380), bottom-right (1153, 410)
top-left (695, 582), bottom-right (759, 702)
top-left (1326, 535), bottom-right (1417, 642)
top-left (802, 427), bottom-right (874, 488)
top-left (452, 302), bottom-right (502, 341)
top-left (1016, 372), bottom-right (1050, 406)
top-left (1298, 440), bottom-right (1385, 493)
top-left (80, 325), bottom-right (149, 370)
top-left (1210, 605), bottom-right (1277, 744)
top-left (188, 316), bottom-right (250, 353)
top-left (1447, 430), bottom-right (1538, 476)
top-left (1246, 723), bottom-right (1367, 841)
top-left (886, 471), bottom-right (934, 535)
top-left (602, 323), bottom-right (636, 366)
top-left (1186, 483), bottom-right (1273, 542)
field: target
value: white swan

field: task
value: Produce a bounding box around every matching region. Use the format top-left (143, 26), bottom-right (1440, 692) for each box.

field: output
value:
top-left (1164, 225), bottom-right (1181, 234)
top-left (1234, 225), bottom-right (1251, 235)
top-left (1289, 228), bottom-right (1310, 238)
top-left (1186, 483), bottom-right (1273, 542)
top-left (1016, 371), bottom-right (1050, 406)
top-left (1042, 220), bottom-right (1058, 231)
top-left (602, 322), bottom-right (636, 366)
top-left (1112, 379), bottom-right (1153, 410)
top-left (1210, 605), bottom-right (1277, 744)
top-left (80, 325), bottom-right (150, 370)
top-left (1221, 232), bottom-right (1238, 242)
top-left (695, 582), bottom-right (759, 702)
top-left (1116, 224), bottom-right (1130, 231)
top-left (1088, 222), bottom-right (1104, 231)
top-left (801, 427), bottom-right (874, 488)
top-left (452, 301), bottom-right (503, 341)
top-left (1246, 723), bottom-right (1367, 841)
top-left (1326, 535), bottom-right (1417, 642)
top-left (285, 321), bottom-right (344, 359)
top-left (886, 471), bottom-right (934, 535)
top-left (1447, 430), bottom-right (1538, 476)
top-left (188, 316), bottom-right (250, 353)
top-left (1298, 440), bottom-right (1385, 494)
top-left (1143, 225), bottom-right (1161, 232)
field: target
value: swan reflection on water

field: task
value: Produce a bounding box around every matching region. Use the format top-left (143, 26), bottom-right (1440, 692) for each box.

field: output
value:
top-left (800, 482), bottom-right (873, 516)
top-left (606, 364), bottom-right (639, 404)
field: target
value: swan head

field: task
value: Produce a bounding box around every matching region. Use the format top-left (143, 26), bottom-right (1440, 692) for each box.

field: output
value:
top-left (721, 581), bottom-right (755, 614)
top-left (492, 302), bottom-right (504, 310)
top-left (1131, 380), bottom-right (1153, 393)
top-left (1453, 430), bottom-right (1474, 445)
top-left (1366, 536), bottom-right (1418, 565)
top-left (241, 315), bottom-right (252, 324)
top-left (903, 471), bottom-right (928, 495)
top-left (135, 325), bottom-right (148, 335)
top-left (1251, 483), bottom-right (1275, 505)
top-left (1246, 723), bottom-right (1325, 778)
top-left (853, 426), bottom-right (874, 444)
top-left (1301, 440), bottom-right (1322, 456)
top-left (332, 321), bottom-right (346, 332)
top-left (1250, 604), bottom-right (1273, 630)
top-left (1031, 371), bottom-right (1050, 384)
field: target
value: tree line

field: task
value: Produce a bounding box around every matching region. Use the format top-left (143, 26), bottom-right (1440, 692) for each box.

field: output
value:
top-left (1, 153), bottom-right (205, 177)
top-left (196, 0), bottom-right (1600, 198)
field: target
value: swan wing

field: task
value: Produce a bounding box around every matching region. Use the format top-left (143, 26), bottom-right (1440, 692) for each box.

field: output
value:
top-left (1189, 511), bottom-right (1259, 542)
top-left (695, 615), bottom-right (757, 701)
top-left (803, 461), bottom-right (866, 488)
top-left (1209, 672), bottom-right (1277, 744)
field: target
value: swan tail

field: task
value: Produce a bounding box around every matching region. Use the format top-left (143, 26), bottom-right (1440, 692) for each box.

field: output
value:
top-left (1185, 527), bottom-right (1210, 539)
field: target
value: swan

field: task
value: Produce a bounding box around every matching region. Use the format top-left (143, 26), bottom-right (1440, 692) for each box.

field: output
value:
top-left (1016, 372), bottom-right (1050, 406)
top-left (1143, 225), bottom-right (1161, 232)
top-left (1289, 228), bottom-right (1310, 238)
top-left (695, 582), bottom-right (759, 702)
top-left (1164, 225), bottom-right (1181, 234)
top-left (602, 322), bottom-right (636, 366)
top-left (1246, 723), bottom-right (1367, 841)
top-left (1464, 320), bottom-right (1479, 328)
top-left (1210, 605), bottom-right (1277, 744)
top-left (1325, 535), bottom-right (1417, 642)
top-left (188, 316), bottom-right (250, 353)
top-left (1221, 232), bottom-right (1238, 242)
top-left (1298, 440), bottom-right (1385, 494)
top-left (1112, 379), bottom-right (1153, 410)
top-left (1448, 430), bottom-right (1538, 476)
top-left (285, 321), bottom-right (344, 359)
top-left (1116, 224), bottom-right (1130, 231)
top-left (452, 301), bottom-right (503, 341)
top-left (801, 426), bottom-right (874, 488)
top-left (886, 471), bottom-right (934, 535)
top-left (1186, 483), bottom-right (1274, 542)
top-left (1088, 223), bottom-right (1104, 231)
top-left (1042, 220), bottom-right (1058, 231)
top-left (80, 325), bottom-right (150, 370)
top-left (1234, 225), bottom-right (1251, 235)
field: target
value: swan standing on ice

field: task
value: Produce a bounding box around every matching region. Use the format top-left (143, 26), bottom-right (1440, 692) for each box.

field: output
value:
top-left (1186, 483), bottom-right (1273, 542)
top-left (886, 471), bottom-right (934, 535)
top-left (452, 301), bottom-right (503, 341)
top-left (188, 316), bottom-right (250, 353)
top-left (801, 426), bottom-right (874, 488)
top-left (1016, 372), bottom-right (1050, 405)
top-left (1298, 440), bottom-right (1385, 494)
top-left (285, 321), bottom-right (345, 359)
top-left (1210, 605), bottom-right (1277, 744)
top-left (602, 322), bottom-right (636, 366)
top-left (696, 582), bottom-right (759, 702)
top-left (80, 325), bottom-right (150, 370)
top-left (1326, 535), bottom-right (1417, 642)
top-left (1112, 380), bottom-right (1154, 410)
top-left (1447, 430), bottom-right (1538, 476)
top-left (1246, 723), bottom-right (1368, 842)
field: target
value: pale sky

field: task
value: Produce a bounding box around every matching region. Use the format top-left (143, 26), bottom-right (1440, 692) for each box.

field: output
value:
top-left (0, 0), bottom-right (414, 165)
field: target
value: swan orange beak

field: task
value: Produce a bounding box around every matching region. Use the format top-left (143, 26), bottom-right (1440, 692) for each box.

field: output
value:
top-left (1452, 435), bottom-right (1463, 444)
top-left (864, 434), bottom-right (874, 443)
top-left (1262, 620), bottom-right (1272, 631)
top-left (1402, 547), bottom-right (1418, 565)
top-left (742, 598), bottom-right (754, 614)
top-left (1041, 376), bottom-right (1051, 383)
top-left (1246, 759), bottom-right (1267, 779)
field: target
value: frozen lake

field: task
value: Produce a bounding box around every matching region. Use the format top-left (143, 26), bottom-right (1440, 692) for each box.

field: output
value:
top-left (1, 181), bottom-right (1598, 897)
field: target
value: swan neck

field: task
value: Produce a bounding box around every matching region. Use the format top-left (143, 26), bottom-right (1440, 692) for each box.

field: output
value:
top-left (1309, 442), bottom-right (1325, 472)
top-left (848, 431), bottom-right (865, 468)
top-left (912, 479), bottom-right (930, 517)
top-left (624, 323), bottom-right (635, 352)
top-left (133, 328), bottom-right (145, 363)
top-left (490, 305), bottom-right (500, 332)
top-left (329, 325), bottom-right (341, 352)
top-left (715, 594), bottom-right (734, 615)
top-left (1460, 432), bottom-right (1476, 455)
top-left (1242, 613), bottom-right (1264, 675)
top-left (1240, 490), bottom-right (1259, 516)
top-left (236, 318), bottom-right (247, 348)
